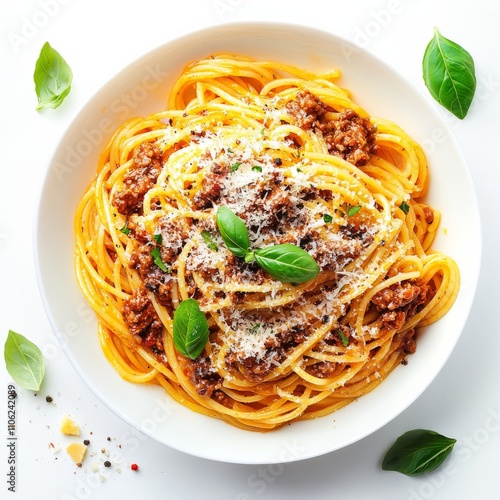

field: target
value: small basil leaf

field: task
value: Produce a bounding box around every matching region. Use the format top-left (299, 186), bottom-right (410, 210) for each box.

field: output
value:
top-left (382, 429), bottom-right (456, 476)
top-left (34, 42), bottom-right (73, 111)
top-left (4, 330), bottom-right (45, 391)
top-left (173, 299), bottom-right (209, 360)
top-left (254, 244), bottom-right (319, 283)
top-left (216, 206), bottom-right (251, 258)
top-left (422, 28), bottom-right (476, 119)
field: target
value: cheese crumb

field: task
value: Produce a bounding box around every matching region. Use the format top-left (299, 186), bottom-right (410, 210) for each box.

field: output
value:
top-left (66, 442), bottom-right (87, 465)
top-left (60, 416), bottom-right (80, 436)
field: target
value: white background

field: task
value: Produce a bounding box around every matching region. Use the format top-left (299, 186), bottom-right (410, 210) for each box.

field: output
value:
top-left (1, 0), bottom-right (499, 499)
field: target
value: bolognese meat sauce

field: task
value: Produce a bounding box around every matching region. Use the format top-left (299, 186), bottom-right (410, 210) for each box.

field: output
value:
top-left (286, 90), bottom-right (378, 166)
top-left (112, 142), bottom-right (163, 216)
top-left (113, 84), bottom-right (422, 399)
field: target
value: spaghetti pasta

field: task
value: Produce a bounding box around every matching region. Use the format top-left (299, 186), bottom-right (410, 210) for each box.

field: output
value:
top-left (74, 53), bottom-right (460, 430)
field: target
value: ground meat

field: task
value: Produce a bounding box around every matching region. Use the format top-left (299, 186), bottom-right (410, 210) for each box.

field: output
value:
top-left (307, 361), bottom-right (337, 378)
top-left (371, 281), bottom-right (429, 331)
top-left (324, 109), bottom-right (378, 166)
top-left (225, 326), bottom-right (309, 381)
top-left (286, 91), bottom-right (377, 166)
top-left (422, 206), bottom-right (434, 224)
top-left (184, 356), bottom-right (222, 398)
top-left (192, 162), bottom-right (229, 209)
top-left (378, 310), bottom-right (407, 330)
top-left (129, 243), bottom-right (174, 307)
top-left (122, 288), bottom-right (164, 350)
top-left (112, 142), bottom-right (163, 216)
top-left (323, 325), bottom-right (353, 347)
top-left (302, 230), bottom-right (364, 272)
top-left (157, 215), bottom-right (192, 264)
top-left (285, 90), bottom-right (327, 129)
top-left (371, 281), bottom-right (422, 311)
top-left (401, 328), bottom-right (417, 354)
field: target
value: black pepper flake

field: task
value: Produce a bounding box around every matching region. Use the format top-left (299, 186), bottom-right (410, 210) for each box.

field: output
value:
top-left (107, 437), bottom-right (111, 441)
top-left (45, 395), bottom-right (53, 403)
top-left (274, 157), bottom-right (282, 166)
top-left (104, 461), bottom-right (111, 468)
top-left (83, 439), bottom-right (90, 446)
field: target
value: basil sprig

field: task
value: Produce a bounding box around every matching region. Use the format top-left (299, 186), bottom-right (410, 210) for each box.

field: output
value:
top-left (4, 330), bottom-right (46, 391)
top-left (34, 42), bottom-right (73, 111)
top-left (422, 28), bottom-right (476, 119)
top-left (173, 299), bottom-right (209, 360)
top-left (216, 206), bottom-right (319, 284)
top-left (382, 429), bottom-right (456, 476)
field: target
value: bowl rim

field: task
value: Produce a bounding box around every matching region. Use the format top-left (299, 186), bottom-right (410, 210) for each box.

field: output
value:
top-left (33, 21), bottom-right (482, 464)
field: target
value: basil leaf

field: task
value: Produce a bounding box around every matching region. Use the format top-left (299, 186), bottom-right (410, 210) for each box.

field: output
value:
top-left (34, 42), bottom-right (73, 111)
top-left (382, 429), bottom-right (456, 476)
top-left (173, 299), bottom-right (209, 360)
top-left (216, 206), bottom-right (251, 258)
top-left (422, 28), bottom-right (476, 119)
top-left (254, 244), bottom-right (320, 283)
top-left (4, 330), bottom-right (45, 391)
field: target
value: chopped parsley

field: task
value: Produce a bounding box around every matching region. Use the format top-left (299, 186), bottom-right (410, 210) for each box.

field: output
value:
top-left (151, 247), bottom-right (169, 272)
top-left (337, 203), bottom-right (362, 217)
top-left (120, 225), bottom-right (131, 235)
top-left (201, 230), bottom-right (218, 251)
top-left (230, 161), bottom-right (242, 173)
top-left (248, 323), bottom-right (262, 335)
top-left (347, 205), bottom-right (362, 217)
top-left (400, 201), bottom-right (410, 214)
top-left (252, 165), bottom-right (263, 172)
top-left (323, 214), bottom-right (333, 223)
top-left (336, 329), bottom-right (349, 347)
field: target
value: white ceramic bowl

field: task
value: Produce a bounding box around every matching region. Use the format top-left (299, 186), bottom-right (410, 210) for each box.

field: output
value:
top-left (34, 23), bottom-right (481, 464)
